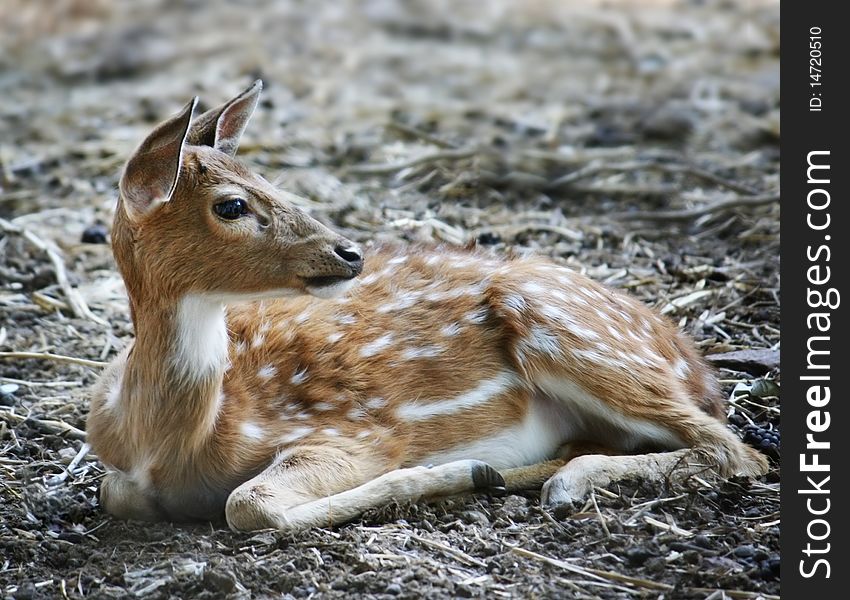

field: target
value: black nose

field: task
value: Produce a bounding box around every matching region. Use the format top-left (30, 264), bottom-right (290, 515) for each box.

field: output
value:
top-left (334, 244), bottom-right (364, 274)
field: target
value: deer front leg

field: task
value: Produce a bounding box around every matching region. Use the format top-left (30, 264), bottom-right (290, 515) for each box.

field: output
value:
top-left (225, 445), bottom-right (504, 532)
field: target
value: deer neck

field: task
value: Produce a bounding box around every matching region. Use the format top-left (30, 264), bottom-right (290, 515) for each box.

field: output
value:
top-left (123, 293), bottom-right (229, 441)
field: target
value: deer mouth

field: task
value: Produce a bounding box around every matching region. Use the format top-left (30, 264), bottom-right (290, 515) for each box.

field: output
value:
top-left (302, 275), bottom-right (359, 299)
top-left (302, 275), bottom-right (354, 288)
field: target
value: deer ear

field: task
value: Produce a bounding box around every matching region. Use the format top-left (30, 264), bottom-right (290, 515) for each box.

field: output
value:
top-left (120, 97), bottom-right (197, 221)
top-left (186, 80), bottom-right (262, 157)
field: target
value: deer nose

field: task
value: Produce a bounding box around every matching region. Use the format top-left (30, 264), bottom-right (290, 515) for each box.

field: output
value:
top-left (334, 243), bottom-right (364, 275)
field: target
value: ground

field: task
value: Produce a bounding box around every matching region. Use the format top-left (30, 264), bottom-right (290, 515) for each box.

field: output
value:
top-left (0, 1), bottom-right (780, 598)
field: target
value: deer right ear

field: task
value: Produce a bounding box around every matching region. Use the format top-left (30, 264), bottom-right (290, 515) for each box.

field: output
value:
top-left (119, 97), bottom-right (197, 221)
top-left (186, 80), bottom-right (262, 157)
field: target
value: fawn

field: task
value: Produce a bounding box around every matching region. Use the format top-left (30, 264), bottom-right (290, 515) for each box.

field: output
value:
top-left (87, 81), bottom-right (768, 531)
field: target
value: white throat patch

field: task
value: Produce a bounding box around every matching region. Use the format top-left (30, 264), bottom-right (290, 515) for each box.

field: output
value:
top-left (172, 295), bottom-right (230, 382)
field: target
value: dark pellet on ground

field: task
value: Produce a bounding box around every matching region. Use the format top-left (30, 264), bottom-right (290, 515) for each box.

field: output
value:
top-left (81, 223), bottom-right (109, 244)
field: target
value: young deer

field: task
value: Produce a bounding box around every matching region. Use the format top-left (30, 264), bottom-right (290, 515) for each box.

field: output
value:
top-left (87, 81), bottom-right (768, 532)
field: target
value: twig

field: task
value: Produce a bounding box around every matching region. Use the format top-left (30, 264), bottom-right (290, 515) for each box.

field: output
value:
top-left (0, 408), bottom-right (87, 440)
top-left (1, 376), bottom-right (83, 388)
top-left (0, 351), bottom-right (108, 369)
top-left (480, 223), bottom-right (584, 243)
top-left (0, 218), bottom-right (108, 326)
top-left (46, 442), bottom-right (92, 486)
top-left (409, 534), bottom-right (487, 568)
top-left (687, 588), bottom-right (779, 600)
top-left (511, 546), bottom-right (673, 591)
top-left (643, 515), bottom-right (694, 537)
top-left (589, 490), bottom-right (611, 537)
top-left (345, 148), bottom-right (480, 175)
top-left (386, 122), bottom-right (457, 149)
top-left (613, 194), bottom-right (779, 222)
top-left (546, 159), bottom-right (758, 195)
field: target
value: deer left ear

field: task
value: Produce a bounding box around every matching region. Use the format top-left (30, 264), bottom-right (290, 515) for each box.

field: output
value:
top-left (187, 80), bottom-right (262, 157)
top-left (119, 97), bottom-right (197, 221)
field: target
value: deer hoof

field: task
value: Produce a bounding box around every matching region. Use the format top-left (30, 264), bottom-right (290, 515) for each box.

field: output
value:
top-left (470, 461), bottom-right (505, 491)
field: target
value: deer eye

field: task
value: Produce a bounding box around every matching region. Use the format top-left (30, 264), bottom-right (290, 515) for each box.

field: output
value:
top-left (213, 198), bottom-right (249, 220)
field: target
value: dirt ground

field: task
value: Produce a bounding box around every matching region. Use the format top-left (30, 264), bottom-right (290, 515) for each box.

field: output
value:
top-left (0, 0), bottom-right (780, 598)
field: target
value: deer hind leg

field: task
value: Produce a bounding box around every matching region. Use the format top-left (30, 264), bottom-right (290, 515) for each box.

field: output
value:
top-left (100, 469), bottom-right (163, 521)
top-left (225, 444), bottom-right (504, 532)
top-left (534, 379), bottom-right (769, 505)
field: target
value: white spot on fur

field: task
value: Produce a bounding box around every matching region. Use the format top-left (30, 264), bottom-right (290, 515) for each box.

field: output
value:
top-left (293, 309), bottom-right (312, 324)
top-left (347, 406), bottom-right (367, 420)
top-left (606, 325), bottom-right (622, 340)
top-left (257, 365), bottom-right (277, 380)
top-left (400, 345), bottom-right (443, 360)
top-left (278, 426), bottom-right (314, 445)
top-left (251, 333), bottom-right (266, 349)
top-left (464, 307), bottom-right (488, 324)
top-left (355, 430), bottom-right (373, 439)
top-left (360, 333), bottom-right (395, 357)
top-left (440, 322), bottom-right (462, 337)
top-left (321, 428), bottom-right (341, 437)
top-left (521, 281), bottom-right (547, 296)
top-left (570, 348), bottom-right (629, 370)
top-left (235, 340), bottom-right (247, 355)
top-left (173, 295), bottom-right (229, 382)
top-left (503, 294), bottom-right (528, 313)
top-left (290, 368), bottom-right (309, 385)
top-left (388, 255), bottom-right (408, 265)
top-left (241, 421), bottom-right (265, 441)
top-left (365, 397), bottom-right (388, 409)
top-left (327, 332), bottom-right (343, 344)
top-left (622, 352), bottom-right (664, 368)
top-left (335, 314), bottom-right (357, 325)
top-left (397, 371), bottom-right (518, 421)
top-left (376, 291), bottom-right (421, 313)
top-left (672, 358), bottom-right (690, 379)
top-left (312, 401), bottom-right (334, 412)
top-left (516, 325), bottom-right (561, 361)
top-left (360, 273), bottom-right (380, 286)
top-left (538, 304), bottom-right (600, 340)
top-left (425, 255), bottom-right (440, 266)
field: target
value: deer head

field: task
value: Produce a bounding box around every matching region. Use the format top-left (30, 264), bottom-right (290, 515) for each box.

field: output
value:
top-left (112, 80), bottom-right (363, 308)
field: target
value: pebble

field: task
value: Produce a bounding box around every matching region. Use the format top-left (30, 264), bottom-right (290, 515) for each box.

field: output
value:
top-left (81, 223), bottom-right (109, 244)
top-left (385, 583), bottom-right (402, 595)
top-left (625, 547), bottom-right (653, 567)
top-left (0, 383), bottom-right (18, 406)
top-left (734, 545), bottom-right (755, 559)
top-left (462, 510), bottom-right (490, 527)
top-left (203, 569), bottom-right (237, 593)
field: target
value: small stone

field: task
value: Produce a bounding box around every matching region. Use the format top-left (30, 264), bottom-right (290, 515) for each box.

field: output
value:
top-left (734, 545), bottom-right (755, 559)
top-left (13, 582), bottom-right (37, 600)
top-left (477, 232), bottom-right (501, 246)
top-left (385, 583), bottom-right (402, 595)
top-left (625, 546), bottom-right (653, 567)
top-left (462, 510), bottom-right (490, 527)
top-left (81, 223), bottom-right (109, 244)
top-left (640, 107), bottom-right (695, 141)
